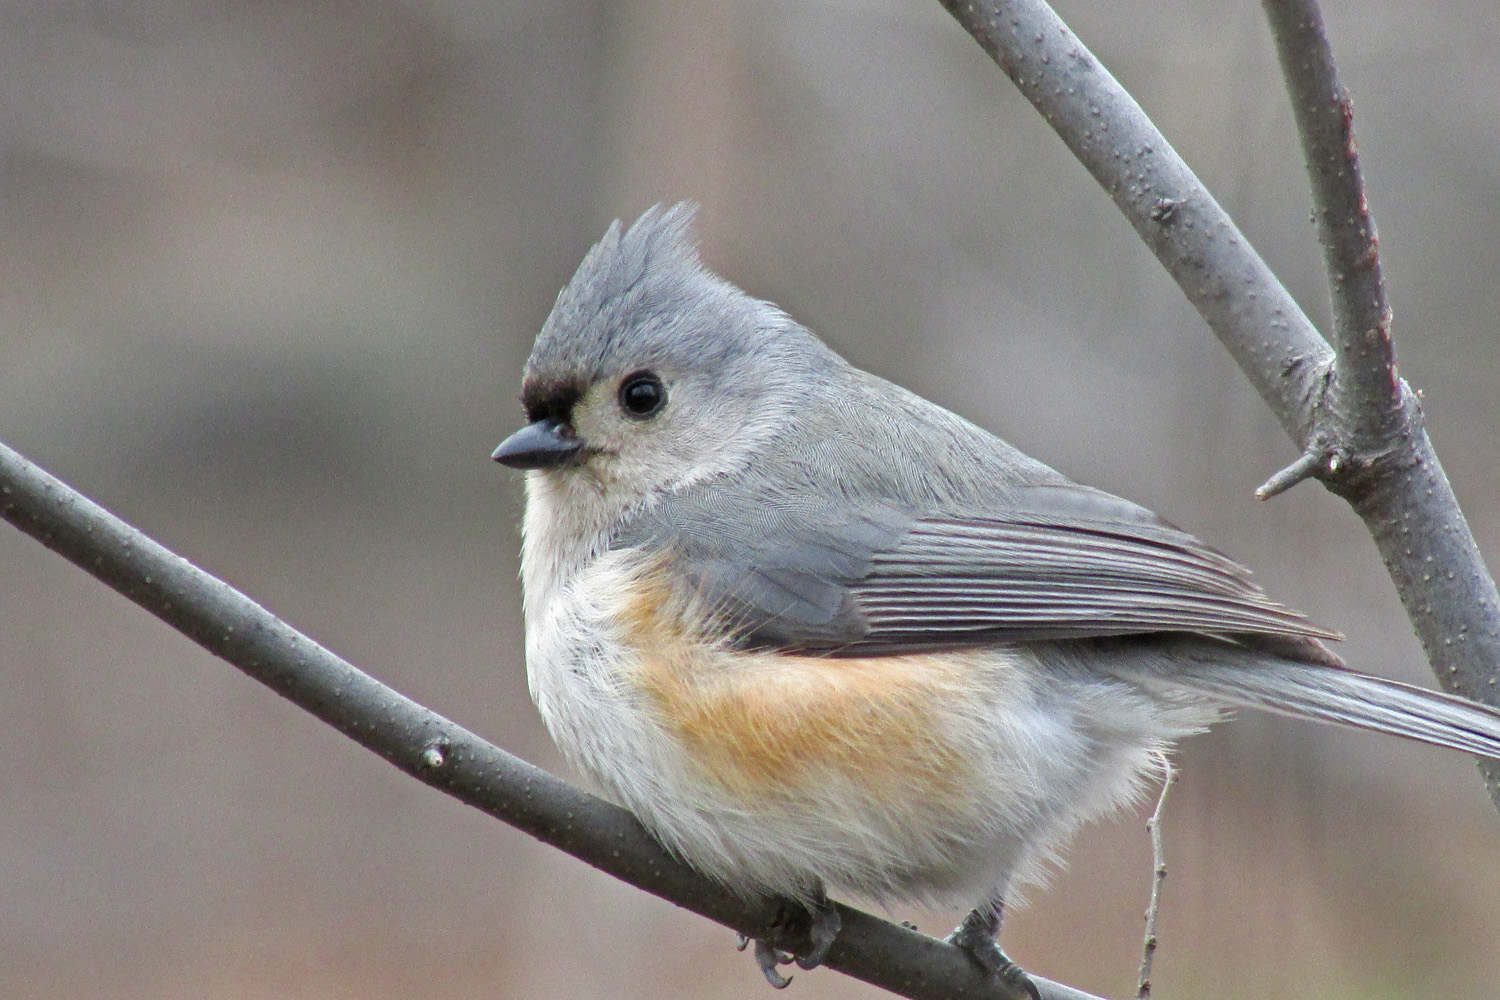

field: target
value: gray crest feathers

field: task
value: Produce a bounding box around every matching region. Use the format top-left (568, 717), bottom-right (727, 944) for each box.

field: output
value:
top-left (525, 203), bottom-right (828, 390)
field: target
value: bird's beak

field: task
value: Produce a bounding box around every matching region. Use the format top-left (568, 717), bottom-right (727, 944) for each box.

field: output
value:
top-left (492, 419), bottom-right (584, 470)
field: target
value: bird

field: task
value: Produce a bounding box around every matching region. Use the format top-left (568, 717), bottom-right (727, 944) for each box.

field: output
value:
top-left (492, 203), bottom-right (1500, 998)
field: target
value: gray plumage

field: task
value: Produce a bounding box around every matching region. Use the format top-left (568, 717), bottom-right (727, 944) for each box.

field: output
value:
top-left (500, 206), bottom-right (1500, 992)
top-left (514, 202), bottom-right (1500, 762)
top-left (619, 480), bottom-right (1342, 656)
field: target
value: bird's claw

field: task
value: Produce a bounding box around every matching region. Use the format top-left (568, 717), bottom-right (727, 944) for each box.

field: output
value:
top-left (740, 893), bottom-right (842, 987)
top-left (751, 938), bottom-right (794, 989)
top-left (794, 898), bottom-right (840, 969)
top-left (946, 908), bottom-right (1040, 1000)
top-left (992, 957), bottom-right (1042, 1000)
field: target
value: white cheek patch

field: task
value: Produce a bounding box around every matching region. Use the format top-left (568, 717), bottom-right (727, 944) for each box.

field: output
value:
top-left (568, 370), bottom-right (799, 502)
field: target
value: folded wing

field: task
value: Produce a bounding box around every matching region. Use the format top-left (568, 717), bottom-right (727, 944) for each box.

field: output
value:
top-left (615, 481), bottom-right (1338, 657)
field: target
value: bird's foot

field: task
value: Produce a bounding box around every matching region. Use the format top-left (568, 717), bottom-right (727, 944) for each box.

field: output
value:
top-left (794, 896), bottom-right (840, 969)
top-left (738, 893), bottom-right (842, 988)
top-left (946, 906), bottom-right (1040, 1000)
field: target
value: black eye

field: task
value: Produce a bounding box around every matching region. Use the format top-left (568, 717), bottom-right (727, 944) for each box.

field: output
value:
top-left (619, 371), bottom-right (667, 418)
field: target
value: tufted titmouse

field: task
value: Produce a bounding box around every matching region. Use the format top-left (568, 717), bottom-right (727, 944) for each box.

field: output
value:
top-left (493, 204), bottom-right (1500, 996)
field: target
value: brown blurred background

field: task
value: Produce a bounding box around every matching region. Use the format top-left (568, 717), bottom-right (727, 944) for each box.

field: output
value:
top-left (2, 1), bottom-right (1499, 998)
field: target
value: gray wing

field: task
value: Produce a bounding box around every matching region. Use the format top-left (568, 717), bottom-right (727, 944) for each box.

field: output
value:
top-left (614, 481), bottom-right (1340, 656)
top-left (613, 488), bottom-right (916, 648)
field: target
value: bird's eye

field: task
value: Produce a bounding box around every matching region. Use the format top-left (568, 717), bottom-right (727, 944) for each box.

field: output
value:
top-left (619, 371), bottom-right (667, 418)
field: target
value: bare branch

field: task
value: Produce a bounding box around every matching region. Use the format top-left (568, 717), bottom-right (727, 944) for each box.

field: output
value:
top-left (1259, 0), bottom-right (1500, 799)
top-left (936, 0), bottom-right (1500, 808)
top-left (936, 0), bottom-right (1330, 444)
top-left (0, 438), bottom-right (1095, 1000)
top-left (1262, 0), bottom-right (1398, 447)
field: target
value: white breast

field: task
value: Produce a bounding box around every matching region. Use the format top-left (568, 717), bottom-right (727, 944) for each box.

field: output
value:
top-left (517, 465), bottom-right (1223, 913)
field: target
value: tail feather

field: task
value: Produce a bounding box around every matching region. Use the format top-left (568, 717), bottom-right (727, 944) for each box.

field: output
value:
top-left (1124, 660), bottom-right (1500, 760)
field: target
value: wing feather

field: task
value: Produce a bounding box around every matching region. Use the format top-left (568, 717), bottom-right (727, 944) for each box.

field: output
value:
top-left (611, 480), bottom-right (1339, 656)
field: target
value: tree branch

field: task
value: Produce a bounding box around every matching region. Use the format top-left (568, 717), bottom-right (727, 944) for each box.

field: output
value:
top-left (1262, 0), bottom-right (1397, 447)
top-left (0, 438), bottom-right (1097, 1000)
top-left (936, 0), bottom-right (1500, 808)
top-left (1259, 0), bottom-right (1500, 800)
top-left (936, 0), bottom-right (1331, 443)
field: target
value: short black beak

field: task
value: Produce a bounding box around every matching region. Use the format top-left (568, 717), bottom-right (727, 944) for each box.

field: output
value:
top-left (492, 419), bottom-right (584, 470)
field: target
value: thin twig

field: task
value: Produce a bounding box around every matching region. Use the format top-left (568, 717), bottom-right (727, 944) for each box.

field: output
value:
top-left (1136, 755), bottom-right (1177, 999)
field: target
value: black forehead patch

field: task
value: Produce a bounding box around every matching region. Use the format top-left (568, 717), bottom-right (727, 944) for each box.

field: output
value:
top-left (521, 375), bottom-right (587, 423)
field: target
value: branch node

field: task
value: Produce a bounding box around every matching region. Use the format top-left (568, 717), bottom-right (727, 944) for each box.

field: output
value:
top-left (420, 738), bottom-right (449, 769)
top-left (1149, 197), bottom-right (1183, 223)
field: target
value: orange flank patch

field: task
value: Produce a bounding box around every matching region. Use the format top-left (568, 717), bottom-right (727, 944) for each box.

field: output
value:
top-left (615, 560), bottom-right (983, 802)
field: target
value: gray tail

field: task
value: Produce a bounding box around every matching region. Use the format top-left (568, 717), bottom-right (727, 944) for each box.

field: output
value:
top-left (1124, 660), bottom-right (1500, 760)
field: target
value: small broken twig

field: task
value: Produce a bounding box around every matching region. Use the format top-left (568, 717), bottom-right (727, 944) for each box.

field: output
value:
top-left (1255, 447), bottom-right (1337, 500)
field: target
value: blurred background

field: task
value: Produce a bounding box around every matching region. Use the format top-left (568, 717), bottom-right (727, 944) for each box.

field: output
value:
top-left (2, 1), bottom-right (1498, 997)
